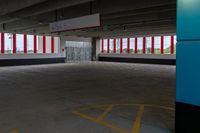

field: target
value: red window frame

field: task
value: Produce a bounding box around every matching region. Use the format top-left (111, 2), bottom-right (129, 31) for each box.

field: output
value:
top-left (127, 38), bottom-right (130, 53)
top-left (13, 33), bottom-right (16, 54)
top-left (151, 36), bottom-right (155, 54)
top-left (135, 37), bottom-right (138, 54)
top-left (51, 36), bottom-right (55, 53)
top-left (34, 34), bottom-right (37, 53)
top-left (120, 37), bottom-right (123, 53)
top-left (24, 33), bottom-right (27, 54)
top-left (107, 38), bottom-right (110, 53)
top-left (101, 38), bottom-right (104, 53)
top-left (43, 35), bottom-right (46, 54)
top-left (113, 38), bottom-right (116, 53)
top-left (143, 37), bottom-right (146, 54)
top-left (170, 35), bottom-right (174, 54)
top-left (161, 36), bottom-right (164, 54)
top-left (1, 32), bottom-right (4, 54)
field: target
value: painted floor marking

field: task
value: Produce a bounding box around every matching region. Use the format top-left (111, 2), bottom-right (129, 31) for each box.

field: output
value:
top-left (10, 129), bottom-right (20, 133)
top-left (72, 110), bottom-right (130, 133)
top-left (72, 104), bottom-right (174, 133)
top-left (96, 104), bottom-right (114, 122)
top-left (74, 104), bottom-right (174, 111)
top-left (132, 105), bottom-right (144, 133)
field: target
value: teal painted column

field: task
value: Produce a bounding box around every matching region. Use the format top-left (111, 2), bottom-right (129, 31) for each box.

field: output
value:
top-left (176, 0), bottom-right (200, 132)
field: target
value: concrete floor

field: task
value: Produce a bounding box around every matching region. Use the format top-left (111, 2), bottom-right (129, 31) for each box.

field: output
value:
top-left (0, 62), bottom-right (176, 133)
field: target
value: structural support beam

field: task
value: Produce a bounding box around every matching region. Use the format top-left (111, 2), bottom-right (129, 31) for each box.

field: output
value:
top-left (0, 0), bottom-right (95, 24)
top-left (92, 37), bottom-right (99, 61)
top-left (176, 0), bottom-right (200, 132)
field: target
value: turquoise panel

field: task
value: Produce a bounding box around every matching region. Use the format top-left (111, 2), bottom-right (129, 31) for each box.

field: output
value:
top-left (176, 42), bottom-right (200, 106)
top-left (177, 0), bottom-right (200, 41)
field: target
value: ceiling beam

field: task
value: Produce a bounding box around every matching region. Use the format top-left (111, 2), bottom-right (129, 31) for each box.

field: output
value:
top-left (0, 0), bottom-right (95, 24)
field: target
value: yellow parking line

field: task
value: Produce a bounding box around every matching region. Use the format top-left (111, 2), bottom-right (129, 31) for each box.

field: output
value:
top-left (73, 103), bottom-right (174, 112)
top-left (72, 103), bottom-right (174, 133)
top-left (10, 129), bottom-right (20, 133)
top-left (72, 110), bottom-right (130, 133)
top-left (96, 104), bottom-right (114, 122)
top-left (72, 111), bottom-right (97, 122)
top-left (132, 105), bottom-right (145, 133)
top-left (98, 120), bottom-right (130, 133)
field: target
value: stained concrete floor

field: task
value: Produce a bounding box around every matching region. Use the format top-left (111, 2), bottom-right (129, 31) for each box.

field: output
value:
top-left (0, 62), bottom-right (176, 133)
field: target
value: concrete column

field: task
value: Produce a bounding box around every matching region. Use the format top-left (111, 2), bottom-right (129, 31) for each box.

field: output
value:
top-left (176, 0), bottom-right (200, 132)
top-left (91, 37), bottom-right (100, 61)
top-left (60, 35), bottom-right (66, 57)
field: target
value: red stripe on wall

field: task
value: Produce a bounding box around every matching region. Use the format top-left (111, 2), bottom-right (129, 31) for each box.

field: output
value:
top-left (51, 36), bottom-right (55, 53)
top-left (1, 32), bottom-right (4, 54)
top-left (107, 38), bottom-right (110, 53)
top-left (101, 38), bottom-right (104, 53)
top-left (13, 33), bottom-right (16, 54)
top-left (151, 36), bottom-right (155, 54)
top-left (34, 34), bottom-right (37, 53)
top-left (114, 38), bottom-right (116, 53)
top-left (127, 38), bottom-right (130, 53)
top-left (120, 37), bottom-right (123, 53)
top-left (24, 33), bottom-right (27, 54)
top-left (170, 35), bottom-right (174, 54)
top-left (161, 36), bottom-right (164, 54)
top-left (43, 35), bottom-right (46, 54)
top-left (135, 37), bottom-right (138, 54)
top-left (143, 37), bottom-right (146, 54)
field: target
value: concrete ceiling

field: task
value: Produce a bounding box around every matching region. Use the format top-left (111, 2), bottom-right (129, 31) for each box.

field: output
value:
top-left (0, 0), bottom-right (176, 37)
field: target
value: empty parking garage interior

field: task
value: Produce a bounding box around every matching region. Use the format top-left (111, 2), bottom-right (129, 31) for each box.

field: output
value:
top-left (0, 0), bottom-right (199, 133)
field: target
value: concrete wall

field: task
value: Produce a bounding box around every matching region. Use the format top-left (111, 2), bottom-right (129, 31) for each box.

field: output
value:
top-left (99, 53), bottom-right (176, 60)
top-left (60, 35), bottom-right (92, 57)
top-left (99, 53), bottom-right (176, 65)
top-left (0, 53), bottom-right (64, 59)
